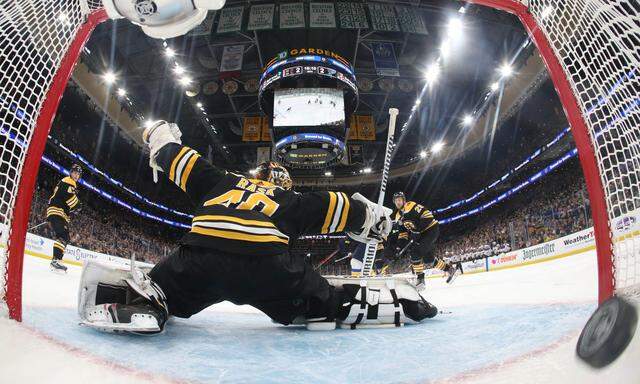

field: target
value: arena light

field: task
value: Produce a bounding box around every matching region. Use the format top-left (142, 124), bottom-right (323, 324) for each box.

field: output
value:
top-left (440, 39), bottom-right (451, 59)
top-left (425, 62), bottom-right (440, 84)
top-left (164, 47), bottom-right (176, 58)
top-left (541, 6), bottom-right (554, 20)
top-left (102, 71), bottom-right (116, 84)
top-left (363, 167), bottom-right (372, 174)
top-left (419, 150), bottom-right (427, 159)
top-left (178, 76), bottom-right (192, 86)
top-left (173, 64), bottom-right (185, 75)
top-left (249, 168), bottom-right (258, 175)
top-left (490, 82), bottom-right (500, 91)
top-left (144, 120), bottom-right (155, 128)
top-left (463, 115), bottom-right (473, 126)
top-left (324, 171), bottom-right (332, 177)
top-left (117, 88), bottom-right (126, 97)
top-left (431, 141), bottom-right (445, 153)
top-left (499, 63), bottom-right (514, 78)
top-left (447, 17), bottom-right (464, 41)
top-left (196, 102), bottom-right (203, 108)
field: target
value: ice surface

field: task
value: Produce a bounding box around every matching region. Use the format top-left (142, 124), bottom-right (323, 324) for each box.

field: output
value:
top-left (1, 251), bottom-right (638, 384)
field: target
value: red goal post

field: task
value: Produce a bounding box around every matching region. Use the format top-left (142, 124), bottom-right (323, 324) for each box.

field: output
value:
top-left (0, 1), bottom-right (637, 321)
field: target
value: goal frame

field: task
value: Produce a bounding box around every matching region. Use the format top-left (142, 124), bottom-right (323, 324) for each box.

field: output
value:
top-left (2, 1), bottom-right (618, 321)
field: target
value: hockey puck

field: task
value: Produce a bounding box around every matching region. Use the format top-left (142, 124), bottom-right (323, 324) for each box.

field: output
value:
top-left (576, 296), bottom-right (637, 368)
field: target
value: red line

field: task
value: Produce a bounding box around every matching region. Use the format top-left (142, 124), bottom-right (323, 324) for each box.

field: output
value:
top-left (463, 0), bottom-right (614, 303)
top-left (6, 9), bottom-right (108, 321)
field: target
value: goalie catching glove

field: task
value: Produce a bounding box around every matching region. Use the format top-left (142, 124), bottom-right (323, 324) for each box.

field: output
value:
top-left (348, 193), bottom-right (392, 243)
top-left (103, 0), bottom-right (226, 39)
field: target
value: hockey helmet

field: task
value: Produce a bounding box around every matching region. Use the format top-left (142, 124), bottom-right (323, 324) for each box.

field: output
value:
top-left (255, 161), bottom-right (293, 190)
top-left (70, 163), bottom-right (83, 176)
top-left (393, 191), bottom-right (406, 201)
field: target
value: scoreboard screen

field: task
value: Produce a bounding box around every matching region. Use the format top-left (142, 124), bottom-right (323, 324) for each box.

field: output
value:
top-left (273, 88), bottom-right (345, 128)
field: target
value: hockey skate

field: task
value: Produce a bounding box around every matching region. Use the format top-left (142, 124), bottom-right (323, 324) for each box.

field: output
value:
top-left (50, 259), bottom-right (67, 273)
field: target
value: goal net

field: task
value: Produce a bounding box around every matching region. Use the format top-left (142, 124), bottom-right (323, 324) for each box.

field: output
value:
top-left (0, 0), bottom-right (638, 321)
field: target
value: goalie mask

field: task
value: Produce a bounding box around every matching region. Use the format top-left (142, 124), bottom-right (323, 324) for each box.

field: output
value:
top-left (255, 161), bottom-right (293, 190)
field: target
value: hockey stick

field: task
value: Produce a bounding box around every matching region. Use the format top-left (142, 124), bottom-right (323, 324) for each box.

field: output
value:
top-left (28, 221), bottom-right (49, 231)
top-left (360, 108), bottom-right (399, 277)
top-left (314, 249), bottom-right (340, 270)
top-left (396, 239), bottom-right (414, 258)
top-left (334, 254), bottom-right (352, 263)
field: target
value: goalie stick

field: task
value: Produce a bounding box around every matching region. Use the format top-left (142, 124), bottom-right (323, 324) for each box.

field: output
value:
top-left (360, 108), bottom-right (399, 277)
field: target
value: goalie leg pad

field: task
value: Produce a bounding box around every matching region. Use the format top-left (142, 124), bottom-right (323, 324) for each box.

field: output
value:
top-left (78, 261), bottom-right (169, 334)
top-left (333, 278), bottom-right (437, 329)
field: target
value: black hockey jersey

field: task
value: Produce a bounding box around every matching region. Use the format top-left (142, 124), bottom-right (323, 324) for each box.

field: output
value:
top-left (392, 201), bottom-right (437, 236)
top-left (47, 176), bottom-right (80, 222)
top-left (156, 143), bottom-right (367, 256)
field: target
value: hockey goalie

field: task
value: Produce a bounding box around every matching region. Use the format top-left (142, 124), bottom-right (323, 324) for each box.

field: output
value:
top-left (77, 121), bottom-right (438, 334)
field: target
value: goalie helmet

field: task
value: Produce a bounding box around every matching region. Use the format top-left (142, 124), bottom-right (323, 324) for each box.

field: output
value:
top-left (255, 161), bottom-right (293, 190)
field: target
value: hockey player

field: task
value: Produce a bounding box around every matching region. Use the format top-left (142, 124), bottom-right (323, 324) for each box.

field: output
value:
top-left (78, 121), bottom-right (438, 334)
top-left (46, 164), bottom-right (82, 272)
top-left (386, 192), bottom-right (457, 288)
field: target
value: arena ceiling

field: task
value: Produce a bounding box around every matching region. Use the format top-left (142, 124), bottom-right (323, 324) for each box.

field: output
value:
top-left (77, 0), bottom-right (538, 185)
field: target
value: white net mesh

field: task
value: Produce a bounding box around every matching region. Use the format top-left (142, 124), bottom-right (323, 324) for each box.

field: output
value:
top-left (0, 0), bottom-right (103, 314)
top-left (523, 1), bottom-right (640, 296)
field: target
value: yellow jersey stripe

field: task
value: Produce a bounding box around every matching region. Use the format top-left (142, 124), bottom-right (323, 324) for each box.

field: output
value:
top-left (62, 176), bottom-right (77, 187)
top-left (321, 192), bottom-right (337, 234)
top-left (336, 193), bottom-right (350, 232)
top-left (190, 226), bottom-right (289, 244)
top-left (422, 220), bottom-right (439, 232)
top-left (169, 147), bottom-right (190, 183)
top-left (179, 152), bottom-right (200, 191)
top-left (405, 201), bottom-right (416, 212)
top-left (53, 242), bottom-right (66, 250)
top-left (192, 215), bottom-right (276, 228)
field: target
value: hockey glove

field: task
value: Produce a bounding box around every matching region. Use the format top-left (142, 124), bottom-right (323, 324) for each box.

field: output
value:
top-left (348, 193), bottom-right (392, 243)
top-left (142, 120), bottom-right (182, 182)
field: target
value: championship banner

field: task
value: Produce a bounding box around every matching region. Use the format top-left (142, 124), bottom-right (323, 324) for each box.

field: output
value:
top-left (261, 117), bottom-right (272, 141)
top-left (368, 3), bottom-right (400, 32)
top-left (371, 42), bottom-right (400, 77)
top-left (242, 117), bottom-right (262, 141)
top-left (337, 2), bottom-right (369, 29)
top-left (356, 115), bottom-right (375, 140)
top-left (220, 45), bottom-right (245, 73)
top-left (257, 146), bottom-right (272, 165)
top-left (248, 4), bottom-right (275, 31)
top-left (310, 3), bottom-right (336, 28)
top-left (216, 6), bottom-right (244, 33)
top-left (395, 6), bottom-right (428, 34)
top-left (349, 144), bottom-right (364, 164)
top-left (279, 3), bottom-right (305, 29)
top-left (188, 11), bottom-right (217, 36)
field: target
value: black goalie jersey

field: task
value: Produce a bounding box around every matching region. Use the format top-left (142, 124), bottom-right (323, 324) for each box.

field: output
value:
top-left (156, 144), bottom-right (367, 256)
top-left (47, 176), bottom-right (80, 222)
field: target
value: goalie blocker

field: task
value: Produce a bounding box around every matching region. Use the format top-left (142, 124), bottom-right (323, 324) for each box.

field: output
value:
top-left (78, 260), bottom-right (437, 334)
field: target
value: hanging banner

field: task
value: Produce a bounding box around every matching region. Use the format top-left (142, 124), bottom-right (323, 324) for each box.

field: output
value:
top-left (371, 42), bottom-right (400, 77)
top-left (310, 3), bottom-right (336, 28)
top-left (188, 11), bottom-right (217, 36)
top-left (261, 117), bottom-right (272, 141)
top-left (257, 147), bottom-right (272, 165)
top-left (220, 45), bottom-right (245, 73)
top-left (216, 6), bottom-right (244, 33)
top-left (243, 117), bottom-right (262, 141)
top-left (368, 3), bottom-right (400, 32)
top-left (356, 115), bottom-right (375, 140)
top-left (248, 4), bottom-right (275, 30)
top-left (395, 6), bottom-right (428, 34)
top-left (280, 3), bottom-right (305, 29)
top-left (347, 115), bottom-right (358, 141)
top-left (337, 2), bottom-right (369, 29)
top-left (349, 144), bottom-right (364, 164)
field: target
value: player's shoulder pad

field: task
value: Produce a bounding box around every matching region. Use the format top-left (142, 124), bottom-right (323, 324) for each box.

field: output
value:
top-left (62, 176), bottom-right (77, 187)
